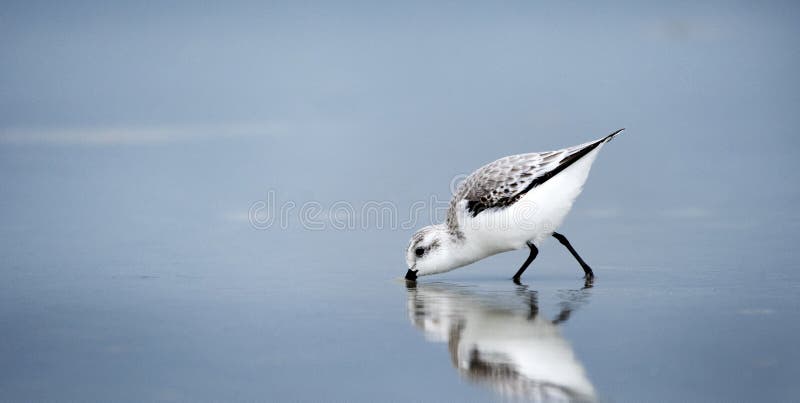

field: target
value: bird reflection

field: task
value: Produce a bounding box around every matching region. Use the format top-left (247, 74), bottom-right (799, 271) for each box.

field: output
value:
top-left (405, 281), bottom-right (596, 402)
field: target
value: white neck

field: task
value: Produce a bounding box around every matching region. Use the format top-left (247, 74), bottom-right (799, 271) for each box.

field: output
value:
top-left (435, 234), bottom-right (494, 274)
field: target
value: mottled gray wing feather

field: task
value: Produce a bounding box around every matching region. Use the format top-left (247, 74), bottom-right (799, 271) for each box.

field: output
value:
top-left (446, 133), bottom-right (618, 236)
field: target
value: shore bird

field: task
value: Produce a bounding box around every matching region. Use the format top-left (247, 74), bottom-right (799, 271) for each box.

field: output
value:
top-left (405, 129), bottom-right (624, 283)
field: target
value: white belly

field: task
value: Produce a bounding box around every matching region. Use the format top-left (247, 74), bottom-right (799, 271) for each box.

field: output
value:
top-left (459, 144), bottom-right (603, 256)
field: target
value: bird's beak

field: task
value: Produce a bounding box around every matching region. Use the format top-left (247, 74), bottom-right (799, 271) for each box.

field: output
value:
top-left (405, 269), bottom-right (418, 281)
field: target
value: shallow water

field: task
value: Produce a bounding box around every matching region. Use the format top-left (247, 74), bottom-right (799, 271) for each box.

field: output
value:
top-left (1, 142), bottom-right (799, 402)
top-left (3, 246), bottom-right (799, 402)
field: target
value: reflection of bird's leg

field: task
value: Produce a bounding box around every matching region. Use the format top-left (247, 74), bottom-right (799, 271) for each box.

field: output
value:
top-left (552, 232), bottom-right (594, 279)
top-left (552, 307), bottom-right (573, 325)
top-left (513, 242), bottom-right (538, 284)
top-left (552, 285), bottom-right (593, 325)
top-left (514, 284), bottom-right (539, 320)
top-left (526, 290), bottom-right (539, 320)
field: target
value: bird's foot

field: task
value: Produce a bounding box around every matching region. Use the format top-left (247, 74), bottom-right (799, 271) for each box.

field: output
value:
top-left (582, 265), bottom-right (594, 279)
top-left (582, 275), bottom-right (594, 289)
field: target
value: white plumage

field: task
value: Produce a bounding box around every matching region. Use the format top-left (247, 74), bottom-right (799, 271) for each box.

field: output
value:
top-left (406, 129), bottom-right (623, 281)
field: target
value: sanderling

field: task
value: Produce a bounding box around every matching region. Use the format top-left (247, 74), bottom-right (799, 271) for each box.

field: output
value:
top-left (405, 128), bottom-right (625, 283)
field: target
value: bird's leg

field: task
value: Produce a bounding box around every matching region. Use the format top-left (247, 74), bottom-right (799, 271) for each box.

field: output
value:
top-left (552, 232), bottom-right (594, 279)
top-left (512, 242), bottom-right (538, 284)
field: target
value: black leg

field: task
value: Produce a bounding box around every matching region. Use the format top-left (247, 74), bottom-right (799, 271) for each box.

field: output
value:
top-left (512, 242), bottom-right (538, 284)
top-left (552, 232), bottom-right (594, 279)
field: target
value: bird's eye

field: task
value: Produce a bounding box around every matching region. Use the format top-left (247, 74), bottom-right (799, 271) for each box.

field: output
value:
top-left (415, 247), bottom-right (425, 257)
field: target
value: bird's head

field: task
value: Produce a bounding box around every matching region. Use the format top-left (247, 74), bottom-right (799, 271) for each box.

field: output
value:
top-left (405, 224), bottom-right (456, 281)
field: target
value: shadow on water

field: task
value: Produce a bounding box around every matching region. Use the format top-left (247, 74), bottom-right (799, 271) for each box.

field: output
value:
top-left (404, 280), bottom-right (596, 402)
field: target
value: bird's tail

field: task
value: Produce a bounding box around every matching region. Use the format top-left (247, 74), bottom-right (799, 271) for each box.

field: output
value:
top-left (601, 128), bottom-right (625, 143)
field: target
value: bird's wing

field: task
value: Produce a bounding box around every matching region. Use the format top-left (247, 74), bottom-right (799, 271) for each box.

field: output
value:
top-left (446, 130), bottom-right (623, 235)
